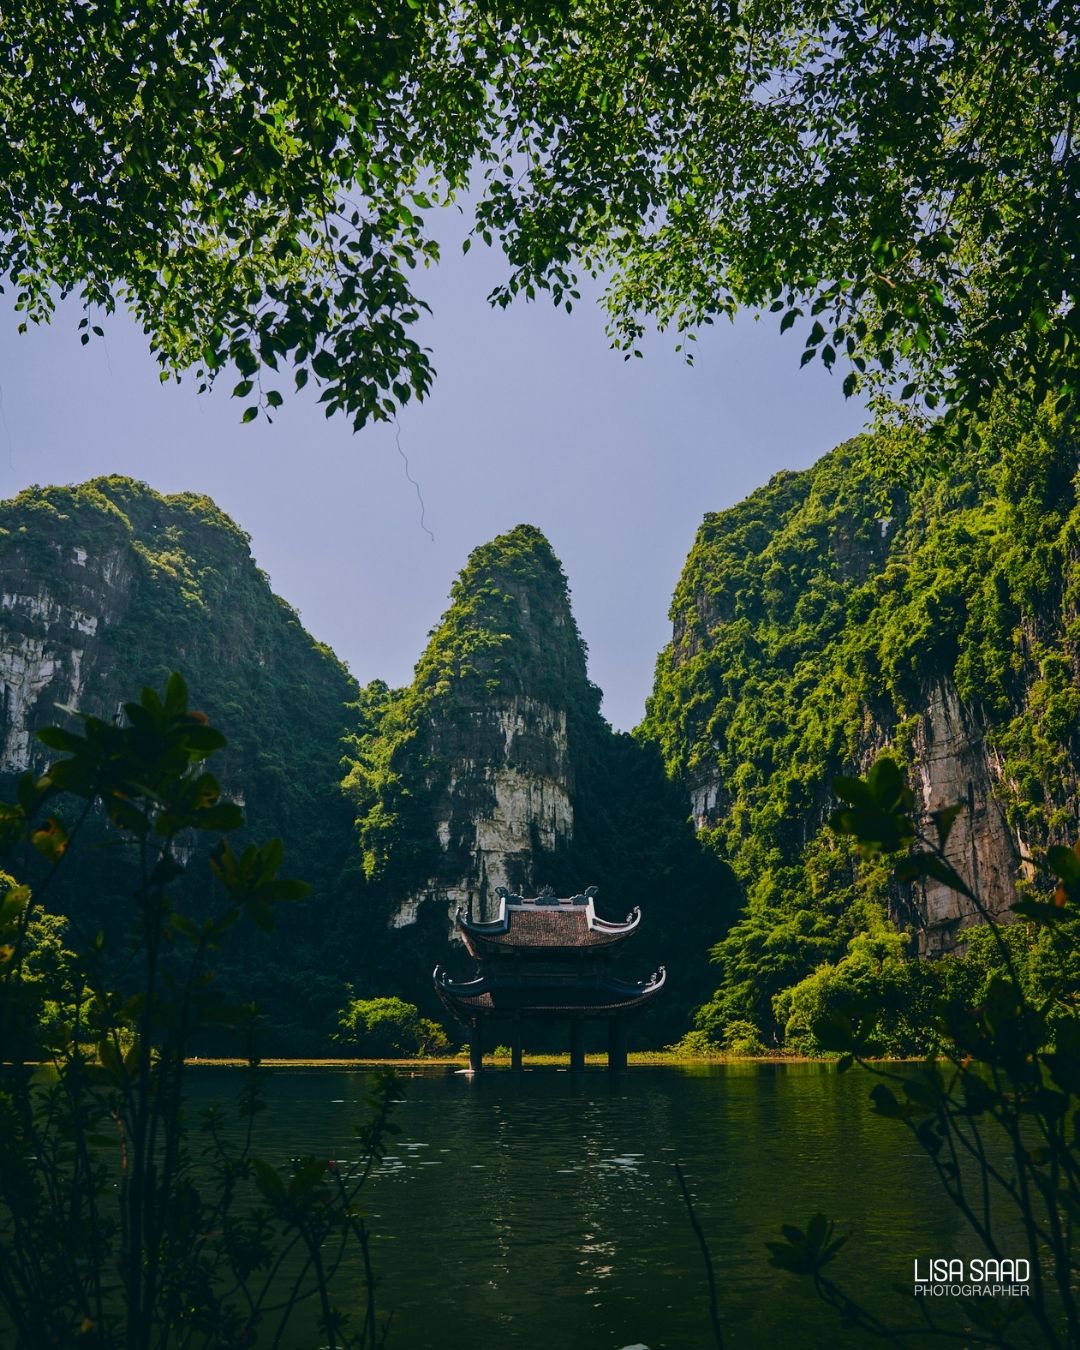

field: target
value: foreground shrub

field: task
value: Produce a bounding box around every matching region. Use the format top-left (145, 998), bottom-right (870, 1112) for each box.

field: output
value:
top-left (0, 675), bottom-right (396, 1349)
top-left (768, 757), bottom-right (1080, 1346)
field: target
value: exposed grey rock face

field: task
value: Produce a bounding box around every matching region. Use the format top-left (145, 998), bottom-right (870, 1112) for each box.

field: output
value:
top-left (1, 543), bottom-right (133, 773)
top-left (673, 630), bottom-right (1026, 957)
top-left (687, 680), bottom-right (1025, 953)
top-left (909, 680), bottom-right (1021, 954)
top-left (391, 696), bottom-right (574, 927)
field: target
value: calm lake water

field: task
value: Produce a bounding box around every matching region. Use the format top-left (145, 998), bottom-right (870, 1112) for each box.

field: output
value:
top-left (187, 1062), bottom-right (1025, 1349)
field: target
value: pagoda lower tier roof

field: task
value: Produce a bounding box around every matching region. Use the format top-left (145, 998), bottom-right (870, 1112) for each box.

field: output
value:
top-left (433, 965), bottom-right (666, 1020)
top-left (458, 886), bottom-right (640, 957)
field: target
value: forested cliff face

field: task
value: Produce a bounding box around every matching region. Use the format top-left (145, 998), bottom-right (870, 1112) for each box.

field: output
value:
top-left (0, 482), bottom-right (358, 826)
top-left (0, 478), bottom-right (363, 1043)
top-left (640, 402), bottom-right (1080, 1039)
top-left (343, 526), bottom-right (585, 928)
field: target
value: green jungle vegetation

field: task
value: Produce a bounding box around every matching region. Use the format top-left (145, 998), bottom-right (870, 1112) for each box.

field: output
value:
top-left (0, 675), bottom-right (397, 1348)
top-left (4, 0), bottom-right (1078, 1064)
top-left (640, 396), bottom-right (1080, 1054)
top-left (4, 2), bottom-right (1079, 1341)
top-left (3, 675), bottom-right (1078, 1345)
top-left (340, 522), bottom-right (737, 1048)
top-left (343, 523), bottom-right (594, 893)
top-left (335, 995), bottom-right (449, 1059)
top-left (0, 477), bottom-right (364, 1051)
top-left (752, 757), bottom-right (1080, 1347)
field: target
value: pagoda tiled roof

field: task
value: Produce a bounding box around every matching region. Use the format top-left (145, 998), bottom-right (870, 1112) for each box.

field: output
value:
top-left (457, 886), bottom-right (640, 956)
top-left (433, 966), bottom-right (666, 1019)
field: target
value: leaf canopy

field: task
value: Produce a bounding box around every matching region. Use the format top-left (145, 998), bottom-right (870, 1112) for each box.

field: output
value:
top-left (3, 0), bottom-right (1077, 437)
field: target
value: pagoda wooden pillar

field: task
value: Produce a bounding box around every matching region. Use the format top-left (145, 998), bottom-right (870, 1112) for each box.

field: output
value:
top-left (469, 1020), bottom-right (483, 1073)
top-left (570, 1016), bottom-right (585, 1072)
top-left (608, 1015), bottom-right (627, 1072)
top-left (511, 1015), bottom-right (523, 1070)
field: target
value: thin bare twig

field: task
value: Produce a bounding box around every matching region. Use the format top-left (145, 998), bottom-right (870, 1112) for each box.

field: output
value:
top-left (674, 1161), bottom-right (724, 1350)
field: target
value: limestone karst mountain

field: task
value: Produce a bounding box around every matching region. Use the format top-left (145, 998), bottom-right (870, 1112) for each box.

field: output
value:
top-left (0, 499), bottom-right (730, 1046)
top-left (343, 525), bottom-right (590, 928)
top-left (0, 477), bottom-right (358, 894)
top-left (640, 403), bottom-right (1080, 1038)
top-left (0, 477), bottom-right (362, 1046)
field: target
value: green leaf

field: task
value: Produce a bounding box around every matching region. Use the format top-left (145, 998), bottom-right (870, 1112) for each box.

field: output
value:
top-left (1011, 897), bottom-right (1070, 924)
top-left (36, 726), bottom-right (85, 753)
top-left (829, 806), bottom-right (915, 854)
top-left (252, 1158), bottom-right (287, 1201)
top-left (866, 757), bottom-right (904, 809)
top-left (195, 803), bottom-right (245, 833)
top-left (30, 817), bottom-right (67, 862)
top-left (1047, 844), bottom-right (1080, 886)
top-left (895, 853), bottom-right (974, 899)
top-left (931, 804), bottom-right (963, 850)
top-left (832, 775), bottom-right (874, 808)
top-left (164, 671), bottom-right (188, 716)
top-left (311, 349), bottom-right (337, 379)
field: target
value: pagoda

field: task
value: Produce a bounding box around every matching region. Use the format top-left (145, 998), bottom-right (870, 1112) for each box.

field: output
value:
top-left (433, 885), bottom-right (665, 1072)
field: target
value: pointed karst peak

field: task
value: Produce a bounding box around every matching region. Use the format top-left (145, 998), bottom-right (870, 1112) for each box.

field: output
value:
top-left (414, 523), bottom-right (591, 706)
top-left (451, 523), bottom-right (566, 599)
top-left (345, 522), bottom-right (602, 898)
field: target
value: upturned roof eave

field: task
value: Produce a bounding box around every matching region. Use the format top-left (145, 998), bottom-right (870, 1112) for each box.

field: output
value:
top-left (432, 965), bottom-right (667, 1020)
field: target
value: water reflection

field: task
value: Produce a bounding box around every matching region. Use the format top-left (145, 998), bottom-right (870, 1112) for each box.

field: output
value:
top-left (186, 1063), bottom-right (1015, 1348)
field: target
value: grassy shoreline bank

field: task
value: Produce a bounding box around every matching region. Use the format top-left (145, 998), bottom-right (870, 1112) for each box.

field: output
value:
top-left (182, 1051), bottom-right (877, 1069)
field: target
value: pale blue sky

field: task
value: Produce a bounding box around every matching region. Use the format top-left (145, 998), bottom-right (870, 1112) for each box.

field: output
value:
top-left (0, 222), bottom-right (868, 730)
